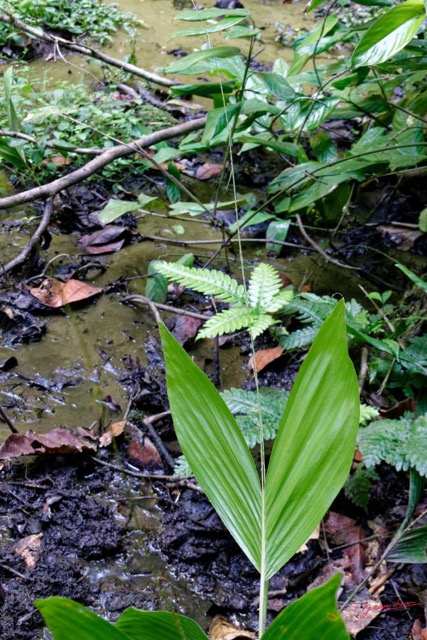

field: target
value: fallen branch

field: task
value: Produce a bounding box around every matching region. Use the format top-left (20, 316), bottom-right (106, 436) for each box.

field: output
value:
top-left (296, 214), bottom-right (360, 271)
top-left (124, 295), bottom-right (211, 321)
top-left (0, 199), bottom-right (53, 275)
top-left (0, 117), bottom-right (206, 210)
top-left (0, 10), bottom-right (175, 88)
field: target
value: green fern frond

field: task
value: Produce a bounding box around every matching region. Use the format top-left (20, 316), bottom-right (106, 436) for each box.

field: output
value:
top-left (248, 314), bottom-right (277, 339)
top-left (358, 414), bottom-right (427, 476)
top-left (344, 465), bottom-right (379, 509)
top-left (155, 262), bottom-right (246, 305)
top-left (173, 455), bottom-right (193, 478)
top-left (279, 326), bottom-right (318, 351)
top-left (359, 404), bottom-right (380, 425)
top-left (267, 289), bottom-right (294, 313)
top-left (197, 307), bottom-right (260, 339)
top-left (247, 263), bottom-right (282, 310)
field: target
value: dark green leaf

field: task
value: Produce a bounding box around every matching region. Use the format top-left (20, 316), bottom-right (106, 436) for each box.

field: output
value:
top-left (388, 526), bottom-right (427, 563)
top-left (146, 261), bottom-right (168, 304)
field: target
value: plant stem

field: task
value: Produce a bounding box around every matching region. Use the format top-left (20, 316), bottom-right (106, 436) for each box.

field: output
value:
top-left (258, 576), bottom-right (269, 637)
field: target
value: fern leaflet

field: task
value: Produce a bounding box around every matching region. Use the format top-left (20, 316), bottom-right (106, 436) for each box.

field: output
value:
top-left (155, 262), bottom-right (246, 305)
top-left (197, 307), bottom-right (260, 339)
top-left (248, 263), bottom-right (282, 310)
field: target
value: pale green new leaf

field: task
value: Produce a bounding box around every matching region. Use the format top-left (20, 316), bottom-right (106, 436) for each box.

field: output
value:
top-left (248, 313), bottom-right (277, 339)
top-left (155, 262), bottom-right (246, 304)
top-left (35, 598), bottom-right (129, 640)
top-left (261, 574), bottom-right (349, 640)
top-left (98, 199), bottom-right (142, 224)
top-left (266, 290), bottom-right (294, 313)
top-left (265, 300), bottom-right (360, 578)
top-left (352, 0), bottom-right (426, 67)
top-left (160, 324), bottom-right (262, 569)
top-left (115, 608), bottom-right (209, 640)
top-left (247, 263), bottom-right (282, 310)
top-left (197, 307), bottom-right (263, 339)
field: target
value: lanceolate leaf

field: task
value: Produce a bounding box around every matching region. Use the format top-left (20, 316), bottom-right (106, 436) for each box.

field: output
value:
top-left (160, 324), bottom-right (262, 569)
top-left (265, 300), bottom-right (359, 579)
top-left (388, 526), bottom-right (427, 563)
top-left (352, 0), bottom-right (426, 67)
top-left (115, 608), bottom-right (209, 640)
top-left (261, 574), bottom-right (349, 640)
top-left (35, 598), bottom-right (129, 640)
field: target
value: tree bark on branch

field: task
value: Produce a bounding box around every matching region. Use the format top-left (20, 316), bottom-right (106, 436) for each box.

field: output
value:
top-left (0, 10), bottom-right (175, 88)
top-left (0, 117), bottom-right (206, 210)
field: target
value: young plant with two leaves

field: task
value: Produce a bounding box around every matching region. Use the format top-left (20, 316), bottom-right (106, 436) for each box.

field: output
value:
top-left (36, 300), bottom-right (360, 639)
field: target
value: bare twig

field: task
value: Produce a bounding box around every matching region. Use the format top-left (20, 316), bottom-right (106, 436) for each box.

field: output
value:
top-left (123, 295), bottom-right (210, 321)
top-left (90, 454), bottom-right (174, 480)
top-left (295, 214), bottom-right (360, 271)
top-left (0, 407), bottom-right (19, 433)
top-left (0, 118), bottom-right (206, 210)
top-left (358, 346), bottom-right (369, 394)
top-left (0, 10), bottom-right (175, 88)
top-left (0, 199), bottom-right (53, 276)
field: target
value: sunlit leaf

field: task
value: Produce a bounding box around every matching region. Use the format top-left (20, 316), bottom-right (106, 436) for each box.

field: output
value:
top-left (352, 0), bottom-right (425, 67)
top-left (115, 608), bottom-right (209, 640)
top-left (36, 598), bottom-right (129, 640)
top-left (265, 300), bottom-right (360, 578)
top-left (261, 574), bottom-right (349, 639)
top-left (160, 323), bottom-right (262, 569)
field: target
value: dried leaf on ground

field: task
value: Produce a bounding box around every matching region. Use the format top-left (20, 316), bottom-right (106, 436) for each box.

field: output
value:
top-left (209, 615), bottom-right (255, 640)
top-left (380, 397), bottom-right (416, 419)
top-left (12, 533), bottom-right (43, 569)
top-left (377, 225), bottom-right (423, 251)
top-left (413, 620), bottom-right (427, 639)
top-left (341, 594), bottom-right (384, 636)
top-left (99, 420), bottom-right (126, 447)
top-left (248, 347), bottom-right (284, 372)
top-left (172, 315), bottom-right (202, 345)
top-left (0, 427), bottom-right (97, 459)
top-left (78, 224), bottom-right (131, 254)
top-left (29, 278), bottom-right (102, 308)
top-left (128, 436), bottom-right (162, 470)
top-left (324, 511), bottom-right (367, 585)
top-left (195, 162), bottom-right (224, 181)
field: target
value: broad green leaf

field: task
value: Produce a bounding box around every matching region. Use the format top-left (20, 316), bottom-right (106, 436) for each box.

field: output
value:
top-left (98, 199), bottom-right (142, 224)
top-left (170, 81), bottom-right (237, 97)
top-left (419, 208), bottom-right (427, 232)
top-left (115, 608), bottom-right (209, 640)
top-left (173, 17), bottom-right (247, 37)
top-left (4, 67), bottom-right (21, 133)
top-left (229, 210), bottom-right (275, 233)
top-left (0, 138), bottom-right (27, 170)
top-left (352, 0), bottom-right (426, 67)
top-left (164, 47), bottom-right (241, 74)
top-left (265, 300), bottom-right (359, 578)
top-left (160, 323), bottom-right (262, 569)
top-left (146, 261), bottom-right (168, 304)
top-left (225, 25), bottom-right (261, 39)
top-left (388, 526), bottom-right (427, 563)
top-left (266, 219), bottom-right (291, 254)
top-left (260, 72), bottom-right (296, 101)
top-left (35, 598), bottom-right (129, 640)
top-left (176, 8), bottom-right (249, 20)
top-left (261, 574), bottom-right (349, 640)
top-left (201, 104), bottom-right (241, 145)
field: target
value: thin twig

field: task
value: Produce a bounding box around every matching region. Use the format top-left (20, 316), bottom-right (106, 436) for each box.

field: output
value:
top-left (0, 118), bottom-right (206, 210)
top-left (295, 214), bottom-right (360, 270)
top-left (358, 347), bottom-right (369, 394)
top-left (0, 406), bottom-right (19, 433)
top-left (0, 199), bottom-right (53, 276)
top-left (123, 295), bottom-right (210, 321)
top-left (0, 10), bottom-right (174, 87)
top-left (89, 454), bottom-right (174, 480)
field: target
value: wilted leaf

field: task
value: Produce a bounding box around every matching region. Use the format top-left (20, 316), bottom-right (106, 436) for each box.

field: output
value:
top-left (172, 315), bottom-right (203, 345)
top-left (341, 596), bottom-right (383, 636)
top-left (209, 616), bottom-right (254, 640)
top-left (248, 347), bottom-right (284, 373)
top-left (12, 533), bottom-right (43, 569)
top-left (29, 278), bottom-right (102, 308)
top-left (0, 428), bottom-right (97, 459)
top-left (377, 224), bottom-right (422, 251)
top-left (99, 421), bottom-right (126, 447)
top-left (413, 619), bottom-right (427, 640)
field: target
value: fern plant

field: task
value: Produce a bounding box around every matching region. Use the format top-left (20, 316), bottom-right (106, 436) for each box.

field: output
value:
top-left (358, 413), bottom-right (427, 476)
top-left (154, 261), bottom-right (294, 339)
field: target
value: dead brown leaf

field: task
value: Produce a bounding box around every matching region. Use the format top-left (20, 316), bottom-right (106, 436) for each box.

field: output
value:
top-left (12, 533), bottom-right (43, 569)
top-left (195, 162), bottom-right (224, 181)
top-left (377, 225), bottom-right (423, 251)
top-left (29, 278), bottom-right (102, 308)
top-left (99, 420), bottom-right (126, 447)
top-left (324, 512), bottom-right (366, 585)
top-left (0, 427), bottom-right (97, 459)
top-left (413, 620), bottom-right (427, 639)
top-left (172, 315), bottom-right (202, 345)
top-left (248, 347), bottom-right (284, 373)
top-left (78, 225), bottom-right (131, 254)
top-left (341, 595), bottom-right (383, 636)
top-left (128, 436), bottom-right (162, 470)
top-left (209, 615), bottom-right (255, 640)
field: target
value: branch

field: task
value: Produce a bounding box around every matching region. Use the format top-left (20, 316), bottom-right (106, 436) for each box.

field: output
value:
top-left (0, 11), bottom-right (175, 88)
top-left (0, 118), bottom-right (206, 210)
top-left (0, 198), bottom-right (53, 275)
